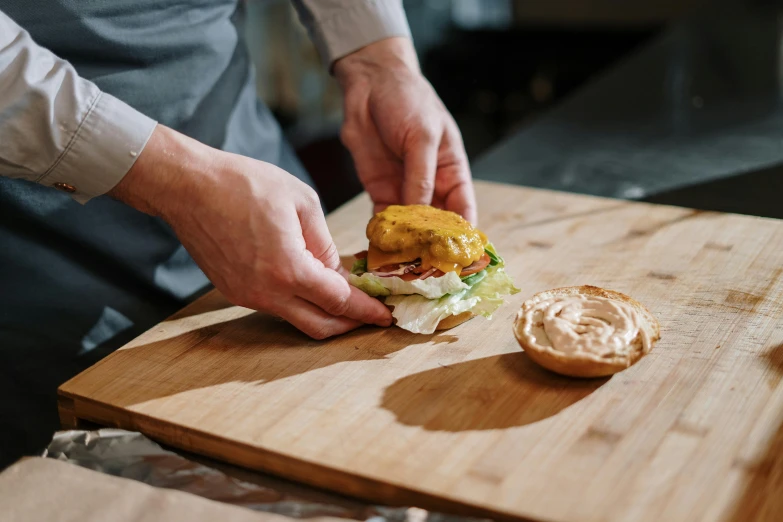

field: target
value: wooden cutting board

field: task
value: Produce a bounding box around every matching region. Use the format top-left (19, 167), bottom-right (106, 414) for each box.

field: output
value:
top-left (59, 181), bottom-right (783, 522)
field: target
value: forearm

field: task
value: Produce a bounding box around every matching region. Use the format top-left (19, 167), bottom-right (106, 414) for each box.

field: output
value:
top-left (0, 10), bottom-right (156, 203)
top-left (108, 125), bottom-right (215, 219)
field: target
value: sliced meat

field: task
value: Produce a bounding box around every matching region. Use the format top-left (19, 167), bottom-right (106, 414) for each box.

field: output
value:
top-left (411, 264), bottom-right (428, 274)
top-left (360, 252), bottom-right (489, 279)
top-left (418, 268), bottom-right (440, 280)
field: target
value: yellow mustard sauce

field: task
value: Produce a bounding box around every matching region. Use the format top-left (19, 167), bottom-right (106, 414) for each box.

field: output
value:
top-left (365, 205), bottom-right (487, 273)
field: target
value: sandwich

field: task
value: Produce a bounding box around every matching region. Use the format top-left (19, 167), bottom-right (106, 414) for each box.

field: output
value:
top-left (513, 285), bottom-right (661, 377)
top-left (349, 204), bottom-right (519, 334)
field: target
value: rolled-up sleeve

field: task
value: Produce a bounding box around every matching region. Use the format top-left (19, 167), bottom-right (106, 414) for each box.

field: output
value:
top-left (291, 0), bottom-right (412, 68)
top-left (0, 11), bottom-right (157, 203)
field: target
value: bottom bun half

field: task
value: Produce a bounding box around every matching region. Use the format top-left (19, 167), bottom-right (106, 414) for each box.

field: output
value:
top-left (435, 311), bottom-right (476, 330)
top-left (384, 301), bottom-right (476, 332)
top-left (513, 285), bottom-right (660, 378)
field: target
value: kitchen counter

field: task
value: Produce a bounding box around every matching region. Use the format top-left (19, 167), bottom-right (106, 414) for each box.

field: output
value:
top-left (473, 0), bottom-right (783, 219)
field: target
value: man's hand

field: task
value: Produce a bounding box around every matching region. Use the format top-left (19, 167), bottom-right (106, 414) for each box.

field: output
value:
top-left (334, 37), bottom-right (477, 224)
top-left (109, 125), bottom-right (392, 339)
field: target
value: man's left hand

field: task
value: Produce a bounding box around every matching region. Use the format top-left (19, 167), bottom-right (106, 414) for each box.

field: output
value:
top-left (334, 37), bottom-right (477, 224)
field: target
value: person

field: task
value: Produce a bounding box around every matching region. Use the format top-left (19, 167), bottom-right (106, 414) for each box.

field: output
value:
top-left (0, 1), bottom-right (475, 465)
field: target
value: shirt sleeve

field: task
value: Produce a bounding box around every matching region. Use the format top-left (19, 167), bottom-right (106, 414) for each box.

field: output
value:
top-left (290, 0), bottom-right (412, 68)
top-left (0, 10), bottom-right (157, 204)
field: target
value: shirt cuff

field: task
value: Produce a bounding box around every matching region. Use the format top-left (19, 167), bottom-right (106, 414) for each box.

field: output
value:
top-left (312, 0), bottom-right (412, 68)
top-left (37, 91), bottom-right (157, 204)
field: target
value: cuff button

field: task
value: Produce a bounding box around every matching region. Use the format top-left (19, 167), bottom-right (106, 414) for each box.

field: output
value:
top-left (53, 182), bottom-right (77, 193)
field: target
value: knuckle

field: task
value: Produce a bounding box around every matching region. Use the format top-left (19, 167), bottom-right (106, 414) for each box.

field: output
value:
top-left (237, 289), bottom-right (271, 312)
top-left (271, 270), bottom-right (297, 288)
top-left (423, 125), bottom-right (440, 142)
top-left (446, 123), bottom-right (466, 149)
top-left (317, 242), bottom-right (340, 268)
top-left (411, 122), bottom-right (439, 145)
top-left (304, 184), bottom-right (319, 200)
top-left (305, 323), bottom-right (334, 341)
top-left (291, 257), bottom-right (320, 286)
top-left (340, 125), bottom-right (360, 148)
top-left (301, 186), bottom-right (320, 208)
top-left (411, 176), bottom-right (435, 194)
top-left (321, 292), bottom-right (351, 317)
top-left (446, 116), bottom-right (462, 137)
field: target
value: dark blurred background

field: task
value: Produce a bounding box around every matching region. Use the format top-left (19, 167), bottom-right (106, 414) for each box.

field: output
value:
top-left (245, 0), bottom-right (782, 219)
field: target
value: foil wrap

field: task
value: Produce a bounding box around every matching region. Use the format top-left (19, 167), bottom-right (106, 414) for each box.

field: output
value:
top-left (43, 429), bottom-right (490, 522)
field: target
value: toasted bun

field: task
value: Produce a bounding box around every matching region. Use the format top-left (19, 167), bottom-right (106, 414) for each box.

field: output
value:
top-left (436, 311), bottom-right (475, 330)
top-left (385, 302), bottom-right (475, 332)
top-left (513, 285), bottom-right (660, 378)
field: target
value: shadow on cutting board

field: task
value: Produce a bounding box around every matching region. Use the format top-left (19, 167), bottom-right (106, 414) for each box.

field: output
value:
top-left (75, 288), bottom-right (608, 437)
top-left (97, 294), bottom-right (460, 408)
top-left (381, 352), bottom-right (610, 432)
top-left (338, 255), bottom-right (609, 430)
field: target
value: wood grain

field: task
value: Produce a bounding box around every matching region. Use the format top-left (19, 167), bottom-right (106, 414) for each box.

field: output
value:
top-left (59, 181), bottom-right (783, 522)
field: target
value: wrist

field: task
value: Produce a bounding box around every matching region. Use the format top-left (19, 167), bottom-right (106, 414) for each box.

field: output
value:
top-left (334, 37), bottom-right (419, 87)
top-left (108, 125), bottom-right (213, 219)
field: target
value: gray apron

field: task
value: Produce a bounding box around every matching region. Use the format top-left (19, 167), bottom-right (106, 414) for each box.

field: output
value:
top-left (0, 0), bottom-right (313, 465)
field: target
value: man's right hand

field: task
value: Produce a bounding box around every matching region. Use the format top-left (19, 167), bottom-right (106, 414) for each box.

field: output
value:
top-left (109, 125), bottom-right (392, 339)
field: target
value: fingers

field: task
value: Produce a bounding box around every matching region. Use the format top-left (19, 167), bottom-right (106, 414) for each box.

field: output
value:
top-left (374, 202), bottom-right (391, 215)
top-left (351, 150), bottom-right (402, 214)
top-left (275, 296), bottom-right (365, 340)
top-left (443, 178), bottom-right (478, 225)
top-left (436, 125), bottom-right (478, 224)
top-left (295, 254), bottom-right (392, 327)
top-left (297, 192), bottom-right (342, 270)
top-left (342, 121), bottom-right (403, 213)
top-left (402, 128), bottom-right (438, 206)
top-left (296, 204), bottom-right (392, 328)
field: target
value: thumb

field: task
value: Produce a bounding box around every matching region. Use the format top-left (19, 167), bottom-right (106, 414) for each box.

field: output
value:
top-left (402, 128), bottom-right (438, 206)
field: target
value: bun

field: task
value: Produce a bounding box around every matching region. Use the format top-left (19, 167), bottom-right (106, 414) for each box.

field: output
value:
top-left (436, 311), bottom-right (475, 330)
top-left (513, 285), bottom-right (660, 378)
top-left (385, 302), bottom-right (475, 332)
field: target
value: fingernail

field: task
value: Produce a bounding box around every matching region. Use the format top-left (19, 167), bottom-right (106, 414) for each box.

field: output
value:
top-left (376, 317), bottom-right (392, 327)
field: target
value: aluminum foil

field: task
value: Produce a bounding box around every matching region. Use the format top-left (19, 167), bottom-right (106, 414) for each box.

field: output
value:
top-left (43, 429), bottom-right (490, 522)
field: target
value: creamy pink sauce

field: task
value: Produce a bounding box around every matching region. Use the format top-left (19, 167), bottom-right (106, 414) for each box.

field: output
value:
top-left (520, 294), bottom-right (649, 357)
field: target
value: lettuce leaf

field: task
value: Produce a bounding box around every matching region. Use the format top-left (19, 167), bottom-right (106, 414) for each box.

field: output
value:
top-left (385, 265), bottom-right (520, 334)
top-left (484, 243), bottom-right (502, 266)
top-left (348, 270), bottom-right (468, 299)
top-left (351, 258), bottom-right (367, 274)
top-left (348, 241), bottom-right (513, 307)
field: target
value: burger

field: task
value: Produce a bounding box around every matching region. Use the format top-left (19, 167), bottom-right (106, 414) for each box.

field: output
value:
top-left (349, 204), bottom-right (519, 334)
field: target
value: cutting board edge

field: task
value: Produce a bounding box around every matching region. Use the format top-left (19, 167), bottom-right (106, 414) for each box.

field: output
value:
top-left (55, 391), bottom-right (549, 522)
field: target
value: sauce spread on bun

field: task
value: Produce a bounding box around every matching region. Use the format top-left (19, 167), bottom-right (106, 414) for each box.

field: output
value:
top-left (513, 286), bottom-right (660, 378)
top-left (519, 294), bottom-right (649, 357)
